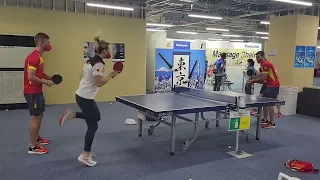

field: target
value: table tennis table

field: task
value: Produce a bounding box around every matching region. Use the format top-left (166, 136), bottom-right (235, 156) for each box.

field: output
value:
top-left (116, 86), bottom-right (285, 155)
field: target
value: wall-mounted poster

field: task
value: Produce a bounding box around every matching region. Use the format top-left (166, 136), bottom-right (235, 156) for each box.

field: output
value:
top-left (294, 46), bottom-right (305, 68)
top-left (206, 41), bottom-right (262, 91)
top-left (84, 42), bottom-right (96, 62)
top-left (155, 40), bottom-right (206, 93)
top-left (305, 46), bottom-right (316, 68)
top-left (206, 42), bottom-right (262, 66)
top-left (112, 43), bottom-right (125, 62)
top-left (268, 49), bottom-right (277, 56)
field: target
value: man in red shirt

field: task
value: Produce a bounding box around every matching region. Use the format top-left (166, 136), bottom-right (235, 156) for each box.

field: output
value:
top-left (247, 51), bottom-right (280, 129)
top-left (24, 32), bottom-right (54, 154)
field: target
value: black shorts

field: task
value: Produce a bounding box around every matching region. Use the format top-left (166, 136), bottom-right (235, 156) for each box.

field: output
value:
top-left (24, 93), bottom-right (45, 116)
top-left (261, 87), bottom-right (279, 99)
top-left (260, 82), bottom-right (267, 94)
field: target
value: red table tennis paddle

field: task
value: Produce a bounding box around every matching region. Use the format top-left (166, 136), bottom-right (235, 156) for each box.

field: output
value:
top-left (113, 62), bottom-right (124, 72)
top-left (112, 62), bottom-right (124, 78)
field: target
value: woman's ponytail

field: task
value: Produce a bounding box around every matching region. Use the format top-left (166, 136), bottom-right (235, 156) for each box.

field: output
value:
top-left (94, 36), bottom-right (109, 54)
top-left (94, 36), bottom-right (100, 43)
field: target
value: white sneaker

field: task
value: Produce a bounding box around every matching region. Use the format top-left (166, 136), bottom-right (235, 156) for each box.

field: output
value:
top-left (59, 109), bottom-right (74, 127)
top-left (78, 153), bottom-right (97, 167)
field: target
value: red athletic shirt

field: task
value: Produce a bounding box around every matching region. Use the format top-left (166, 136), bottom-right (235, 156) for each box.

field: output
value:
top-left (24, 50), bottom-right (45, 94)
top-left (261, 59), bottom-right (280, 88)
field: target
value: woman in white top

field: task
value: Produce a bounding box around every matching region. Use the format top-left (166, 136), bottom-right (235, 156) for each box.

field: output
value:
top-left (58, 37), bottom-right (120, 167)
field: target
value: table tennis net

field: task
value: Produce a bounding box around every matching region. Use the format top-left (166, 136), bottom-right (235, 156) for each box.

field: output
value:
top-left (173, 86), bottom-right (237, 104)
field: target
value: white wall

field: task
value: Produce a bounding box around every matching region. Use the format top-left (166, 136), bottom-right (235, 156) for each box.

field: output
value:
top-left (146, 31), bottom-right (168, 92)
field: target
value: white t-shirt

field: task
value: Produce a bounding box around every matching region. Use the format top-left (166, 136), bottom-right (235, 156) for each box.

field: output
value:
top-left (76, 55), bottom-right (105, 99)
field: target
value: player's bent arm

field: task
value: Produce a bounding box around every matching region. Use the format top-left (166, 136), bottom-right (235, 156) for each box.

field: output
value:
top-left (95, 75), bottom-right (112, 87)
top-left (92, 63), bottom-right (109, 87)
top-left (43, 73), bottom-right (52, 80)
top-left (28, 69), bottom-right (48, 84)
top-left (252, 73), bottom-right (267, 83)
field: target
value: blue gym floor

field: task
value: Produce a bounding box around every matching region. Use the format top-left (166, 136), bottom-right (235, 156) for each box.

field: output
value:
top-left (1, 101), bottom-right (320, 180)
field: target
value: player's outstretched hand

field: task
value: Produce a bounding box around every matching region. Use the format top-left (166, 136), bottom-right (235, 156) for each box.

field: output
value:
top-left (109, 71), bottom-right (120, 78)
top-left (44, 79), bottom-right (54, 87)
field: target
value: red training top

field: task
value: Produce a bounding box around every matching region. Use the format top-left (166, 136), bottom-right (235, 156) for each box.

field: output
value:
top-left (261, 59), bottom-right (280, 88)
top-left (24, 50), bottom-right (45, 94)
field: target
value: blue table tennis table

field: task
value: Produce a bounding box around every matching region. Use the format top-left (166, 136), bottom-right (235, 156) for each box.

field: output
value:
top-left (116, 86), bottom-right (285, 155)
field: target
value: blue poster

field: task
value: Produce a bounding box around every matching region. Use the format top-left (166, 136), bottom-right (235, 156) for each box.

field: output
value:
top-left (305, 46), bottom-right (316, 68)
top-left (294, 46), bottom-right (305, 68)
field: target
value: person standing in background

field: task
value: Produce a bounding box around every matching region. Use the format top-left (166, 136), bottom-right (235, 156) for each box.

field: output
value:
top-left (213, 53), bottom-right (227, 91)
top-left (204, 59), bottom-right (208, 84)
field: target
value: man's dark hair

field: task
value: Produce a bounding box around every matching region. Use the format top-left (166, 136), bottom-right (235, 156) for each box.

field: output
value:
top-left (34, 32), bottom-right (50, 44)
top-left (220, 52), bottom-right (227, 59)
top-left (256, 51), bottom-right (265, 57)
top-left (247, 59), bottom-right (255, 66)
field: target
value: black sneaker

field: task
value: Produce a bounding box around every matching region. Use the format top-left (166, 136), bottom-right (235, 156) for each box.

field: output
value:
top-left (262, 122), bottom-right (276, 129)
top-left (260, 118), bottom-right (269, 125)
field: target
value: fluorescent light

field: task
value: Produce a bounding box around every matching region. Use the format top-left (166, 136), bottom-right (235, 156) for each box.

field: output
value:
top-left (147, 29), bottom-right (166, 32)
top-left (273, 0), bottom-right (312, 6)
top-left (176, 31), bottom-right (197, 35)
top-left (206, 28), bottom-right (229, 32)
top-left (222, 34), bottom-right (242, 37)
top-left (261, 37), bottom-right (269, 39)
top-left (260, 21), bottom-right (270, 25)
top-left (180, 0), bottom-right (196, 2)
top-left (255, 32), bottom-right (269, 35)
top-left (245, 36), bottom-right (259, 38)
top-left (86, 3), bottom-right (134, 11)
top-left (188, 14), bottom-right (222, 20)
top-left (147, 23), bottom-right (174, 27)
top-left (208, 38), bottom-right (223, 41)
top-left (230, 39), bottom-right (244, 42)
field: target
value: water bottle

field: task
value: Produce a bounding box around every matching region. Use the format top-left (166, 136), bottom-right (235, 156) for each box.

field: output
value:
top-left (238, 96), bottom-right (246, 113)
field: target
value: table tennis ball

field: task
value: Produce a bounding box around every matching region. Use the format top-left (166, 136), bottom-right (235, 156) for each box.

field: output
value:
top-left (228, 146), bottom-right (231, 149)
top-left (5, 109), bottom-right (8, 111)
